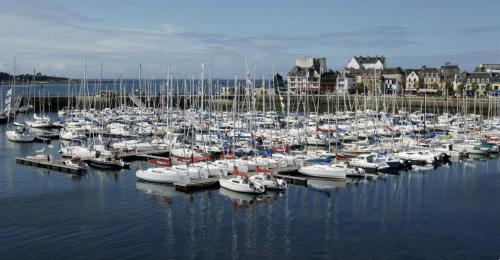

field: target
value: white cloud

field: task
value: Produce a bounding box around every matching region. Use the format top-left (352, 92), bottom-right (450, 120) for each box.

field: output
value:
top-left (1, 0), bottom-right (494, 78)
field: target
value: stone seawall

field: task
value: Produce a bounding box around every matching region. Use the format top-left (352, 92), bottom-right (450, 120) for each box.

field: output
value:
top-left (22, 94), bottom-right (500, 116)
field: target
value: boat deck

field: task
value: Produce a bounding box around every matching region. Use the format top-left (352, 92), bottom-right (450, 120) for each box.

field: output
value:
top-left (274, 173), bottom-right (307, 185)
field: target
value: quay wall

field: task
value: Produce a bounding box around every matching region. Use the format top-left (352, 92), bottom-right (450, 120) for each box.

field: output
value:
top-left (22, 94), bottom-right (500, 116)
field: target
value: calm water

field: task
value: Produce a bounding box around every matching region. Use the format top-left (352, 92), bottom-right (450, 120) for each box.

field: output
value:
top-left (1, 79), bottom-right (250, 97)
top-left (1, 124), bottom-right (500, 259)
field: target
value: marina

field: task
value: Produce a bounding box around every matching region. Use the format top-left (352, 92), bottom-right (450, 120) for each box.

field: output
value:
top-left (2, 71), bottom-right (500, 259)
top-left (1, 0), bottom-right (500, 257)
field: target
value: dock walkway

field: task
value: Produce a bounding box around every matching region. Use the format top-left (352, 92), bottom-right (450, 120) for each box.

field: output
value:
top-left (174, 177), bottom-right (220, 191)
top-left (16, 157), bottom-right (86, 174)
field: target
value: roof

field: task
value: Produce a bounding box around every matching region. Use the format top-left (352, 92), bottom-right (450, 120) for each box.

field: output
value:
top-left (421, 67), bottom-right (439, 73)
top-left (491, 74), bottom-right (500, 83)
top-left (382, 67), bottom-right (404, 75)
top-left (476, 64), bottom-right (500, 72)
top-left (480, 64), bottom-right (500, 69)
top-left (441, 64), bottom-right (459, 70)
top-left (465, 72), bottom-right (491, 79)
top-left (288, 66), bottom-right (322, 78)
top-left (354, 56), bottom-right (385, 65)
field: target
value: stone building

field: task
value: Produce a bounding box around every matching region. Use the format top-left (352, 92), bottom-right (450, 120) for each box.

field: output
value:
top-left (382, 67), bottom-right (405, 93)
top-left (420, 67), bottom-right (441, 89)
top-left (287, 57), bottom-right (326, 93)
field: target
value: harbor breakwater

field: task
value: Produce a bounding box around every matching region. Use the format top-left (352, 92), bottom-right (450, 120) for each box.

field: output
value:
top-left (19, 94), bottom-right (500, 116)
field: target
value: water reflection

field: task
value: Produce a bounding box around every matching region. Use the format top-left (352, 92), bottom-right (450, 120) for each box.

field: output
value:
top-left (307, 177), bottom-right (347, 191)
top-left (31, 167), bottom-right (85, 181)
top-left (136, 181), bottom-right (194, 207)
top-left (93, 169), bottom-right (124, 181)
top-left (219, 187), bottom-right (282, 210)
top-left (468, 154), bottom-right (490, 161)
top-left (411, 164), bottom-right (438, 172)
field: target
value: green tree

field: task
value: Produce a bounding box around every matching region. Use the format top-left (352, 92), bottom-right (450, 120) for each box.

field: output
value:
top-left (471, 82), bottom-right (479, 94)
top-left (484, 83), bottom-right (492, 94)
top-left (431, 82), bottom-right (439, 90)
top-left (457, 83), bottom-right (466, 96)
top-left (355, 82), bottom-right (364, 94)
top-left (445, 82), bottom-right (455, 96)
top-left (416, 81), bottom-right (424, 91)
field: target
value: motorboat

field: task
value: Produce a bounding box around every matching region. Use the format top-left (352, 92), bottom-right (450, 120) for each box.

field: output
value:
top-left (62, 156), bottom-right (86, 170)
top-left (395, 150), bottom-right (439, 165)
top-left (349, 154), bottom-right (390, 171)
top-left (87, 157), bottom-right (129, 170)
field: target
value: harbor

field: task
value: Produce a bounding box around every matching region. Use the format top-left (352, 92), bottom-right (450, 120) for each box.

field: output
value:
top-left (2, 0), bottom-right (500, 258)
top-left (1, 127), bottom-right (499, 259)
top-left (2, 73), bottom-right (500, 259)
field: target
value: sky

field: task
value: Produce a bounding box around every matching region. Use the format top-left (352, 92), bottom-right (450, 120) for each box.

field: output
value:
top-left (0, 0), bottom-right (499, 79)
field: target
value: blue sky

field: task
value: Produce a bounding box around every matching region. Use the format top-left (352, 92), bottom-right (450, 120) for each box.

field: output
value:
top-left (0, 0), bottom-right (499, 78)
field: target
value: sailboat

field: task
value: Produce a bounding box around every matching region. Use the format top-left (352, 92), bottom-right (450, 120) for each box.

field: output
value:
top-left (219, 167), bottom-right (266, 194)
top-left (6, 122), bottom-right (35, 142)
top-left (299, 164), bottom-right (347, 179)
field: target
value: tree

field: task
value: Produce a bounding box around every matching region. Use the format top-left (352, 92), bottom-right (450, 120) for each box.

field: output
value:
top-left (355, 82), bottom-right (364, 94)
top-left (416, 81), bottom-right (423, 91)
top-left (457, 83), bottom-right (465, 96)
top-left (471, 82), bottom-right (479, 93)
top-left (445, 82), bottom-right (455, 96)
top-left (431, 82), bottom-right (439, 90)
top-left (484, 83), bottom-right (492, 95)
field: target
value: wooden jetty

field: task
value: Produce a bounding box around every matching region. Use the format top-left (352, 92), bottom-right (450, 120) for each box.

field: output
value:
top-left (16, 157), bottom-right (86, 174)
top-left (174, 177), bottom-right (220, 191)
top-left (33, 132), bottom-right (59, 144)
top-left (274, 173), bottom-right (308, 185)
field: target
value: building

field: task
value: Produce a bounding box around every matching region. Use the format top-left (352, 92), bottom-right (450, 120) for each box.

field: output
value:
top-left (336, 70), bottom-right (355, 93)
top-left (355, 69), bottom-right (382, 92)
top-left (346, 56), bottom-right (385, 70)
top-left (441, 64), bottom-right (460, 83)
top-left (476, 64), bottom-right (500, 73)
top-left (382, 67), bottom-right (405, 93)
top-left (320, 70), bottom-right (337, 93)
top-left (463, 72), bottom-right (492, 93)
top-left (490, 73), bottom-right (500, 91)
top-left (420, 66), bottom-right (441, 89)
top-left (272, 73), bottom-right (286, 92)
top-left (287, 57), bottom-right (326, 93)
top-left (405, 69), bottom-right (420, 94)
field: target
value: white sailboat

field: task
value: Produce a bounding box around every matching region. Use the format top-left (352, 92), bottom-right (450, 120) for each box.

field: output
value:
top-left (6, 124), bottom-right (35, 142)
top-left (299, 164), bottom-right (347, 179)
